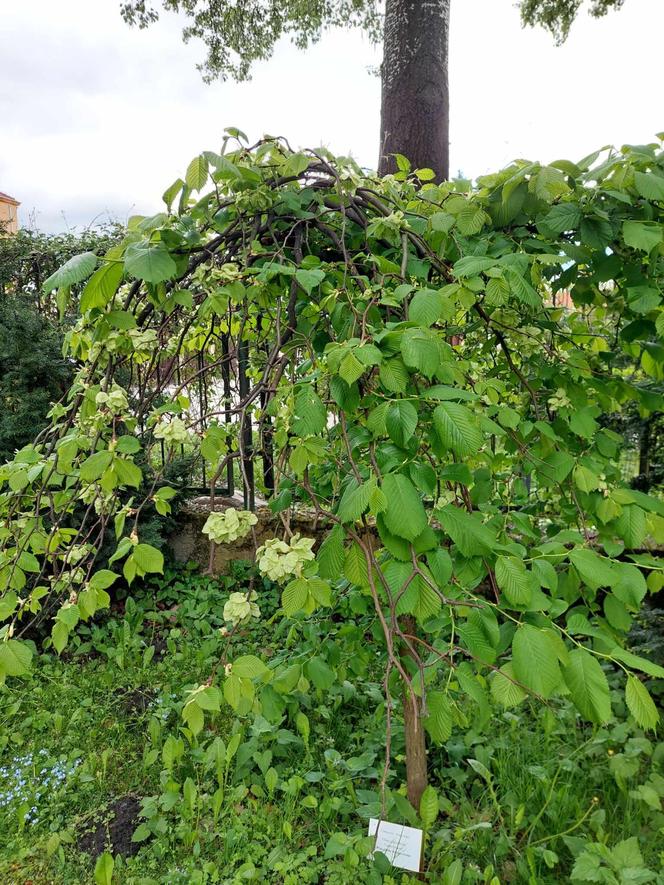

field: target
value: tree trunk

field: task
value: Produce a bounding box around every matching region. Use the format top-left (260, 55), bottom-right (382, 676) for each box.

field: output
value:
top-left (401, 615), bottom-right (428, 809)
top-left (639, 417), bottom-right (652, 478)
top-left (379, 0), bottom-right (450, 181)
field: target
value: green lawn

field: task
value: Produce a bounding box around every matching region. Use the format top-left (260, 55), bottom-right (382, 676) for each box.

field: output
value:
top-left (1, 565), bottom-right (662, 884)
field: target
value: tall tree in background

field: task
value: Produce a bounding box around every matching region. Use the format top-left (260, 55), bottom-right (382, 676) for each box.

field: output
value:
top-left (120, 0), bottom-right (627, 181)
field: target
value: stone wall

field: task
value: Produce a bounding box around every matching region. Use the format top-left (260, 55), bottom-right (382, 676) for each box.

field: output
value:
top-left (168, 495), bottom-right (329, 574)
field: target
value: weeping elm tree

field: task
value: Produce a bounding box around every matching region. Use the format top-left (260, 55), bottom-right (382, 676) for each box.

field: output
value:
top-left (120, 0), bottom-right (628, 180)
top-left (1, 137), bottom-right (663, 823)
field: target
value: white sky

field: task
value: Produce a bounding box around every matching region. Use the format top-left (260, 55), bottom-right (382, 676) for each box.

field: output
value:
top-left (1, 0), bottom-right (662, 232)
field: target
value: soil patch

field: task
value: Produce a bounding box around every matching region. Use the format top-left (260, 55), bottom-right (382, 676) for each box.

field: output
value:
top-left (77, 795), bottom-right (143, 858)
top-left (118, 687), bottom-right (155, 717)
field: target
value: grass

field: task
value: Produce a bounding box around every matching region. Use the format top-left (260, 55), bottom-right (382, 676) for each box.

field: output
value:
top-left (1, 565), bottom-right (663, 884)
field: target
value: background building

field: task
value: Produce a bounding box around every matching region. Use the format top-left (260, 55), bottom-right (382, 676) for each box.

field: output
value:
top-left (0, 192), bottom-right (20, 234)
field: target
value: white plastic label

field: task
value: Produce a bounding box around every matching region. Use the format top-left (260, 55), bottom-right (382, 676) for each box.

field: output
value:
top-left (368, 818), bottom-right (423, 872)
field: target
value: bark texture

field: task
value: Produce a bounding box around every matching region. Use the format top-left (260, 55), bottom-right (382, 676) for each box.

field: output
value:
top-left (401, 615), bottom-right (428, 809)
top-left (379, 0), bottom-right (450, 181)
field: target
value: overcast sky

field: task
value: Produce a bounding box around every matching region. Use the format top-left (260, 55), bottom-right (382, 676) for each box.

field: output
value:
top-left (1, 0), bottom-right (662, 232)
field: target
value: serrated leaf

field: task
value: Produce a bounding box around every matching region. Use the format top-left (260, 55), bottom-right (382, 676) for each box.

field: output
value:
top-left (401, 328), bottom-right (440, 377)
top-left (610, 647), bottom-right (664, 679)
top-left (0, 639), bottom-right (33, 677)
top-left (495, 555), bottom-right (533, 607)
top-left (337, 477), bottom-right (373, 523)
top-left (292, 386), bottom-right (326, 436)
top-left (132, 543), bottom-right (164, 574)
top-left (185, 154), bottom-right (209, 191)
top-left (43, 251), bottom-right (97, 293)
top-left (382, 474), bottom-right (428, 541)
top-left (339, 352), bottom-right (365, 386)
top-left (614, 506), bottom-right (647, 549)
top-left (634, 171), bottom-right (664, 202)
top-left (385, 400), bottom-right (418, 447)
top-left (541, 202), bottom-right (582, 233)
top-left (233, 655), bottom-right (269, 678)
top-left (424, 691), bottom-right (453, 743)
top-left (437, 505), bottom-right (496, 558)
top-left (512, 624), bottom-right (561, 699)
top-left (79, 450), bottom-right (113, 482)
top-left (409, 288), bottom-right (444, 326)
top-left (569, 548), bottom-right (615, 591)
top-left (491, 663), bottom-right (526, 708)
top-left (433, 402), bottom-right (483, 458)
top-left (282, 578), bottom-right (309, 616)
top-left (317, 525), bottom-right (345, 580)
top-left (125, 241), bottom-right (177, 284)
top-left (622, 220), bottom-right (663, 252)
top-left (563, 648), bottom-right (611, 724)
top-left (625, 675), bottom-right (659, 730)
top-left (343, 542), bottom-right (369, 586)
top-left (295, 267), bottom-right (325, 294)
top-left (419, 785), bottom-right (439, 828)
top-left (80, 262), bottom-right (124, 312)
top-left (379, 356), bottom-right (409, 392)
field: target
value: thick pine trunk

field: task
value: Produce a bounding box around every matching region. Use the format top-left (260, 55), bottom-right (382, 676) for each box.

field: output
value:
top-left (401, 615), bottom-right (428, 810)
top-left (379, 0), bottom-right (450, 181)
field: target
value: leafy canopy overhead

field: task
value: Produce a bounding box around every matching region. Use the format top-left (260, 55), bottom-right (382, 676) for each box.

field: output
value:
top-left (120, 0), bottom-right (382, 81)
top-left (119, 0), bottom-right (628, 81)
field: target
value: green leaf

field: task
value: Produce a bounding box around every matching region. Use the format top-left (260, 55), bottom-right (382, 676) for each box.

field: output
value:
top-left (495, 555), bottom-right (533, 607)
top-left (295, 267), bottom-right (325, 294)
top-left (132, 543), bottom-right (164, 574)
top-left (233, 655), bottom-right (269, 678)
top-left (88, 570), bottom-right (119, 591)
top-left (437, 505), bottom-right (496, 558)
top-left (409, 288), bottom-right (444, 326)
top-left (541, 202), bottom-right (582, 233)
top-left (490, 663), bottom-right (526, 708)
top-left (382, 474), bottom-right (428, 541)
top-left (317, 525), bottom-right (345, 580)
top-left (124, 241), bottom-right (177, 284)
top-left (337, 478), bottom-right (373, 523)
top-left (512, 625), bottom-right (561, 699)
top-left (401, 328), bottom-right (440, 377)
top-left (305, 656), bottom-right (336, 691)
top-left (610, 647), bottom-right (664, 679)
top-left (185, 154), bottom-right (209, 191)
top-left (614, 506), bottom-right (647, 549)
top-left (183, 700), bottom-right (204, 735)
top-left (433, 402), bottom-right (482, 458)
top-left (292, 386), bottom-right (327, 436)
top-left (379, 357), bottom-right (409, 392)
top-left (0, 639), bottom-right (33, 677)
top-left (563, 648), bottom-right (611, 724)
top-left (622, 220), bottom-right (663, 252)
top-left (537, 450), bottom-right (574, 486)
top-left (79, 450), bottom-right (113, 483)
top-left (385, 400), bottom-right (418, 447)
top-left (452, 256), bottom-right (496, 278)
top-left (80, 262), bottom-right (124, 312)
top-left (569, 548), bottom-right (615, 591)
top-left (395, 571), bottom-right (441, 622)
top-left (424, 691), bottom-right (453, 743)
top-left (162, 177), bottom-right (185, 212)
top-left (94, 852), bottom-right (114, 885)
top-left (634, 171), bottom-right (664, 202)
top-left (43, 251), bottom-right (97, 293)
top-left (282, 578), bottom-right (309, 616)
top-left (625, 676), bottom-right (659, 730)
top-left (419, 785), bottom-right (439, 828)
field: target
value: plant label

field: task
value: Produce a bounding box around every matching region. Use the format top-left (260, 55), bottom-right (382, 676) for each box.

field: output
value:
top-left (368, 818), bottom-right (423, 872)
